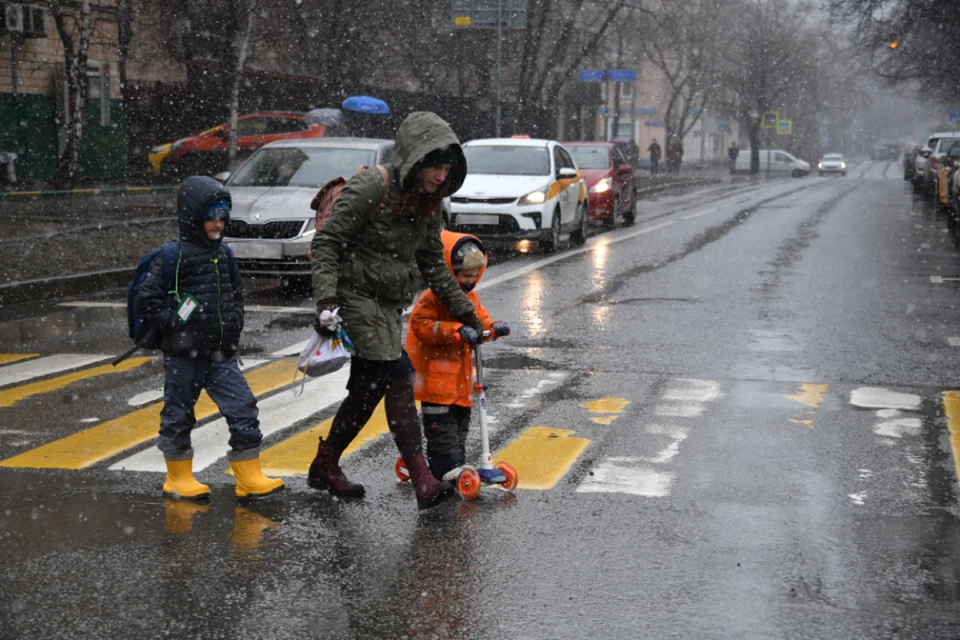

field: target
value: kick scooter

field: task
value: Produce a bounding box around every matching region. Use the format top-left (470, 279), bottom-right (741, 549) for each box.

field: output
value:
top-left (395, 333), bottom-right (518, 500)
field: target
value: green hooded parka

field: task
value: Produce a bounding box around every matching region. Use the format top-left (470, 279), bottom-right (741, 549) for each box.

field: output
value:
top-left (310, 112), bottom-right (482, 360)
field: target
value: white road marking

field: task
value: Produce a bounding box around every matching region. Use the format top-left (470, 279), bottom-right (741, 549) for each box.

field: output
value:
top-left (848, 493), bottom-right (867, 506)
top-left (920, 243), bottom-right (931, 249)
top-left (681, 208), bottom-right (718, 220)
top-left (655, 404), bottom-right (705, 417)
top-left (849, 387), bottom-right (921, 411)
top-left (874, 418), bottom-right (922, 439)
top-left (0, 354), bottom-right (112, 388)
top-left (662, 378), bottom-right (723, 403)
top-left (477, 221), bottom-right (678, 291)
top-left (58, 302), bottom-right (312, 314)
top-left (110, 367), bottom-right (351, 472)
top-left (949, 337), bottom-right (960, 347)
top-left (577, 458), bottom-right (675, 497)
top-left (501, 373), bottom-right (567, 409)
top-left (931, 276), bottom-right (943, 283)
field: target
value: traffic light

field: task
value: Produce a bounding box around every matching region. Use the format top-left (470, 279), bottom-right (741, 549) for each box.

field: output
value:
top-left (889, 41), bottom-right (899, 49)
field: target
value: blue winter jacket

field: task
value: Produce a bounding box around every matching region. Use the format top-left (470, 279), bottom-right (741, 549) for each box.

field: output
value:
top-left (136, 176), bottom-right (244, 359)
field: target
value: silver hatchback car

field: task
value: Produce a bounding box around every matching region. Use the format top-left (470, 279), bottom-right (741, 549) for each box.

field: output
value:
top-left (221, 137), bottom-right (395, 290)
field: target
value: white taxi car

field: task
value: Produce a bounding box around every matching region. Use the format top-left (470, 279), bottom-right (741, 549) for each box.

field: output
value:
top-left (448, 138), bottom-right (588, 252)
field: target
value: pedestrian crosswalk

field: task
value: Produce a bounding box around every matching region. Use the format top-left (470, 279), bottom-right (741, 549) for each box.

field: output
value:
top-left (0, 351), bottom-right (957, 504)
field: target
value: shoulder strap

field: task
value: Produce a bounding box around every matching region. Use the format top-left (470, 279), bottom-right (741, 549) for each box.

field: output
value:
top-left (373, 164), bottom-right (390, 218)
top-left (160, 241), bottom-right (180, 298)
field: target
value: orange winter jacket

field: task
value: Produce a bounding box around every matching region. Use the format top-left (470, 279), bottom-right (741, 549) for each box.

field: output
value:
top-left (406, 231), bottom-right (498, 407)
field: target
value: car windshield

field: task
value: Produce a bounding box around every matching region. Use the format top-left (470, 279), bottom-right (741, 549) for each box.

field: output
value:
top-left (464, 145), bottom-right (550, 176)
top-left (567, 146), bottom-right (610, 170)
top-left (823, 154), bottom-right (843, 161)
top-left (228, 147), bottom-right (377, 187)
top-left (940, 138), bottom-right (960, 151)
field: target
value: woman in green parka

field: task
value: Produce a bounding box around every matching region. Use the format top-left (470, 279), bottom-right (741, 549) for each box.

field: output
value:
top-left (308, 111), bottom-right (484, 511)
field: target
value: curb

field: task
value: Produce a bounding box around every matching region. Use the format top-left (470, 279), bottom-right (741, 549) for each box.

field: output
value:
top-left (0, 185), bottom-right (177, 201)
top-left (0, 269), bottom-right (129, 306)
top-left (636, 177), bottom-right (723, 197)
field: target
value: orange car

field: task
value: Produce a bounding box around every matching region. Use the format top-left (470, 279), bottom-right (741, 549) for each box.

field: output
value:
top-left (160, 112), bottom-right (326, 179)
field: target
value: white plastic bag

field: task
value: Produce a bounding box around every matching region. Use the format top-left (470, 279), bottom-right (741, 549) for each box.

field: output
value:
top-left (297, 329), bottom-right (353, 378)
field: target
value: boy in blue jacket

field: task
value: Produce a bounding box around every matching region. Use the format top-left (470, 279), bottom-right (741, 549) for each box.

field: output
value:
top-left (136, 176), bottom-right (283, 501)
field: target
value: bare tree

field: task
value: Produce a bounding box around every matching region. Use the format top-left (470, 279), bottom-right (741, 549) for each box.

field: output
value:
top-left (46, 0), bottom-right (92, 187)
top-left (226, 0), bottom-right (255, 167)
top-left (829, 0), bottom-right (960, 103)
top-left (717, 0), bottom-right (812, 173)
top-left (633, 0), bottom-right (725, 144)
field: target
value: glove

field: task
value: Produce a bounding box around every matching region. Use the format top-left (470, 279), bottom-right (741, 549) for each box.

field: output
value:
top-left (457, 325), bottom-right (479, 345)
top-left (490, 321), bottom-right (510, 338)
top-left (314, 298), bottom-right (342, 337)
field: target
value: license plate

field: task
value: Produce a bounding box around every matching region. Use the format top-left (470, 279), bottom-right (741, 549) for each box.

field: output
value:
top-left (456, 214), bottom-right (498, 225)
top-left (227, 242), bottom-right (283, 259)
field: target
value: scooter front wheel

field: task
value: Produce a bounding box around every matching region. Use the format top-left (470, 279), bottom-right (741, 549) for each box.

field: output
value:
top-left (496, 461), bottom-right (518, 491)
top-left (457, 468), bottom-right (482, 500)
top-left (395, 455), bottom-right (410, 482)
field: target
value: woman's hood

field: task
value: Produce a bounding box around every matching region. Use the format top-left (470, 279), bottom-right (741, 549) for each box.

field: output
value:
top-left (392, 112), bottom-right (466, 196)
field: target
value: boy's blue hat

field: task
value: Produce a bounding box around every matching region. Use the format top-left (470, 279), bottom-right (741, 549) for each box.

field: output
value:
top-left (204, 198), bottom-right (231, 222)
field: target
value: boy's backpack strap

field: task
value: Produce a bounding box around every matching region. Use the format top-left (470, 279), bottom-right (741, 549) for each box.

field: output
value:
top-left (160, 241), bottom-right (180, 298)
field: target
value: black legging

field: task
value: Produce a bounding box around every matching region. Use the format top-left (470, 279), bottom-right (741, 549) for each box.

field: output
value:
top-left (326, 373), bottom-right (423, 462)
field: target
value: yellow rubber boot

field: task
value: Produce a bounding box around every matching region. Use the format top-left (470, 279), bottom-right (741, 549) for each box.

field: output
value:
top-left (230, 457), bottom-right (285, 498)
top-left (162, 459), bottom-right (211, 501)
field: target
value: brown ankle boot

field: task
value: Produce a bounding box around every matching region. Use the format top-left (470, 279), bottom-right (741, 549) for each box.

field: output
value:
top-left (405, 452), bottom-right (455, 511)
top-left (307, 439), bottom-right (365, 498)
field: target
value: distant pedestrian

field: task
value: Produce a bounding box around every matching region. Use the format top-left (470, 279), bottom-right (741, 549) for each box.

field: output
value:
top-left (136, 176), bottom-right (284, 502)
top-left (728, 141), bottom-right (740, 174)
top-left (648, 138), bottom-right (662, 175)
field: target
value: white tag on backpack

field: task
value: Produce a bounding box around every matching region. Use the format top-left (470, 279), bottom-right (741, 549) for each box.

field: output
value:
top-left (176, 294), bottom-right (199, 323)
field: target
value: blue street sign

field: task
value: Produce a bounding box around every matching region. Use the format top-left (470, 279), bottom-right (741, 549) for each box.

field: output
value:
top-left (950, 108), bottom-right (960, 123)
top-left (608, 69), bottom-right (637, 82)
top-left (579, 70), bottom-right (604, 82)
top-left (637, 106), bottom-right (657, 116)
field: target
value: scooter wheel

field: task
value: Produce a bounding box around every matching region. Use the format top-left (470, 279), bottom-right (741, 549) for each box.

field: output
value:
top-left (457, 468), bottom-right (482, 500)
top-left (395, 455), bottom-right (410, 482)
top-left (496, 461), bottom-right (518, 491)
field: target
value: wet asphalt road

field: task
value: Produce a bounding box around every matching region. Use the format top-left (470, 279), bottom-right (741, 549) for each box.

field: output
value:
top-left (2, 161), bottom-right (960, 639)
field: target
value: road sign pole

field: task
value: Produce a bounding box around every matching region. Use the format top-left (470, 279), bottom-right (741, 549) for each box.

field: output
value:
top-left (496, 0), bottom-right (502, 137)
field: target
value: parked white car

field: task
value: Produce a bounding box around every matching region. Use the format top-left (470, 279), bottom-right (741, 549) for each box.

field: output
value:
top-left (221, 137), bottom-right (395, 290)
top-left (734, 149), bottom-right (810, 177)
top-left (447, 138), bottom-right (588, 252)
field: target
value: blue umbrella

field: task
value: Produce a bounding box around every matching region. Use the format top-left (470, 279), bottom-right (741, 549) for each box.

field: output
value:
top-left (341, 95), bottom-right (390, 115)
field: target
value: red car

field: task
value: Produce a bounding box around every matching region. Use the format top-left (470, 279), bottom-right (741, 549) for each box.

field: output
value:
top-left (161, 112), bottom-right (327, 179)
top-left (564, 141), bottom-right (636, 228)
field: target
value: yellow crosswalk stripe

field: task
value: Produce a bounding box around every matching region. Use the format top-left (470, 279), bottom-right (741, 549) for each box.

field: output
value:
top-left (255, 400), bottom-right (390, 476)
top-left (941, 391), bottom-right (960, 487)
top-left (0, 353), bottom-right (39, 366)
top-left (494, 426), bottom-right (590, 490)
top-left (0, 358), bottom-right (151, 408)
top-left (0, 360), bottom-right (298, 470)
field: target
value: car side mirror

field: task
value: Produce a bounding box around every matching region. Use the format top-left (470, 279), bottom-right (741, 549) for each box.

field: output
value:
top-left (558, 167), bottom-right (578, 179)
top-left (213, 171), bottom-right (231, 183)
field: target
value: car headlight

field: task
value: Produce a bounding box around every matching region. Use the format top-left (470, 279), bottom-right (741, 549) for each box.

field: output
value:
top-left (818, 162), bottom-right (823, 169)
top-left (840, 162), bottom-right (846, 169)
top-left (589, 177), bottom-right (612, 193)
top-left (519, 189), bottom-right (547, 205)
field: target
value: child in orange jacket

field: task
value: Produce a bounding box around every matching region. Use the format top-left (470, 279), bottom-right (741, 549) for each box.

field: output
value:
top-left (405, 231), bottom-right (510, 481)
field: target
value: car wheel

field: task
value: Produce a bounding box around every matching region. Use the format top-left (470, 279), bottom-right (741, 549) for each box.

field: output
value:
top-left (571, 202), bottom-right (588, 246)
top-left (539, 208), bottom-right (561, 253)
top-left (605, 197), bottom-right (618, 230)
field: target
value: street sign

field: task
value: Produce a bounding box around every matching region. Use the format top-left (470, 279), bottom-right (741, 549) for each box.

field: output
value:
top-left (452, 0), bottom-right (527, 29)
top-left (579, 70), bottom-right (604, 82)
top-left (637, 106), bottom-right (657, 116)
top-left (777, 120), bottom-right (792, 135)
top-left (762, 111), bottom-right (779, 129)
top-left (608, 69), bottom-right (636, 82)
top-left (950, 108), bottom-right (959, 123)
